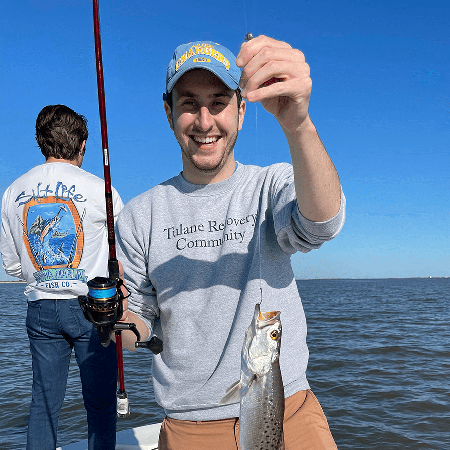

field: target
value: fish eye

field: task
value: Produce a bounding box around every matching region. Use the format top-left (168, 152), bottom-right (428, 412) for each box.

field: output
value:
top-left (270, 330), bottom-right (278, 340)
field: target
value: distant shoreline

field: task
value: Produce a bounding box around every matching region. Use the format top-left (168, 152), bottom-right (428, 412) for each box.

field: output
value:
top-left (0, 277), bottom-right (448, 284)
top-left (296, 277), bottom-right (449, 280)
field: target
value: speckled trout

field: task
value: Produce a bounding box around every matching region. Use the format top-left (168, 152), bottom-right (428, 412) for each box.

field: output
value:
top-left (220, 303), bottom-right (284, 449)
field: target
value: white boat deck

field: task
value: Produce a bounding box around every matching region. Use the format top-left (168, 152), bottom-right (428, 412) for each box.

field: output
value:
top-left (58, 422), bottom-right (161, 450)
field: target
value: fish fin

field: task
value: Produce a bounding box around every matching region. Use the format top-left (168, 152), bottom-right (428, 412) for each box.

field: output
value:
top-left (223, 379), bottom-right (241, 395)
top-left (240, 374), bottom-right (257, 398)
top-left (219, 380), bottom-right (241, 405)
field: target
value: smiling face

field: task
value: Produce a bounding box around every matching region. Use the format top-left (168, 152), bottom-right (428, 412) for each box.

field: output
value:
top-left (164, 69), bottom-right (246, 184)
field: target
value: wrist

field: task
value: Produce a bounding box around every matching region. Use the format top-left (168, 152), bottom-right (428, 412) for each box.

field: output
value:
top-left (283, 116), bottom-right (317, 148)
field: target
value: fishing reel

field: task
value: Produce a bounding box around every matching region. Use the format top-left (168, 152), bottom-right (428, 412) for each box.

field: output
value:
top-left (78, 276), bottom-right (163, 354)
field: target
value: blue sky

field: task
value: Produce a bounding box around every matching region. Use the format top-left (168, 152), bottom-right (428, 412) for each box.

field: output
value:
top-left (1, 0), bottom-right (448, 280)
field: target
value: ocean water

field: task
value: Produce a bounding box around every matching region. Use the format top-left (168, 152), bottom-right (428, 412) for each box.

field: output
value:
top-left (0, 278), bottom-right (449, 449)
top-left (0, 282), bottom-right (164, 450)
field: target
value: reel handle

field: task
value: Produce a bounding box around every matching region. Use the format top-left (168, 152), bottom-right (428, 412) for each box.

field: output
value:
top-left (114, 322), bottom-right (163, 355)
top-left (136, 336), bottom-right (164, 354)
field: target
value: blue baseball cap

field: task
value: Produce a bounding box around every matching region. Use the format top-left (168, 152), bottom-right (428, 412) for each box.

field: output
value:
top-left (165, 41), bottom-right (241, 94)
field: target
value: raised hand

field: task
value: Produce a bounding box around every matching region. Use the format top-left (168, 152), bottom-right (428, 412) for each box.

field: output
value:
top-left (236, 35), bottom-right (312, 134)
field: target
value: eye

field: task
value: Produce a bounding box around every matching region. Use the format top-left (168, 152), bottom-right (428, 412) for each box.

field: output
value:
top-left (212, 99), bottom-right (229, 110)
top-left (270, 330), bottom-right (278, 340)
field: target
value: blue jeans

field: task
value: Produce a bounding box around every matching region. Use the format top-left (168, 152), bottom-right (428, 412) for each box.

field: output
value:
top-left (26, 299), bottom-right (117, 450)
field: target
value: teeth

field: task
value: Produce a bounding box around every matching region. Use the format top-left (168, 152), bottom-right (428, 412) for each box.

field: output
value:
top-left (193, 136), bottom-right (219, 144)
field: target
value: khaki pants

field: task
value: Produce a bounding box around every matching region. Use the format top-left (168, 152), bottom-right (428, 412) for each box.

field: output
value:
top-left (158, 389), bottom-right (338, 449)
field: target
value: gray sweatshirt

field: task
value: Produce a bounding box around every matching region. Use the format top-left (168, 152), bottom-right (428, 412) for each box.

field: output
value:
top-left (116, 161), bottom-right (345, 421)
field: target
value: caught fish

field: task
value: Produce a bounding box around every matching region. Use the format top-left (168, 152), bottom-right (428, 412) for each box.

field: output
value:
top-left (220, 303), bottom-right (284, 449)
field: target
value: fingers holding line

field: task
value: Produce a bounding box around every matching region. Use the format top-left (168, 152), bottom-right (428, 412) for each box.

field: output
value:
top-left (240, 59), bottom-right (311, 102)
top-left (236, 35), bottom-right (294, 67)
top-left (236, 35), bottom-right (309, 100)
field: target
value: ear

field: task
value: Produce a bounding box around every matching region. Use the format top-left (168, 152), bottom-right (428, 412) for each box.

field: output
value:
top-left (164, 102), bottom-right (174, 130)
top-left (76, 140), bottom-right (86, 167)
top-left (238, 99), bottom-right (246, 131)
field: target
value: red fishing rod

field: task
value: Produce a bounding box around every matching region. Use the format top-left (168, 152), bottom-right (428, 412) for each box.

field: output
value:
top-left (79, 0), bottom-right (163, 419)
top-left (92, 0), bottom-right (130, 418)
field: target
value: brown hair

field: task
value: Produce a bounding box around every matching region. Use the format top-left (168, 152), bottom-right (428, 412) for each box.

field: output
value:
top-left (35, 104), bottom-right (88, 160)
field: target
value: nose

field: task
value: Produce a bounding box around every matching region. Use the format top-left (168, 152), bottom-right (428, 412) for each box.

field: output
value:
top-left (194, 106), bottom-right (214, 131)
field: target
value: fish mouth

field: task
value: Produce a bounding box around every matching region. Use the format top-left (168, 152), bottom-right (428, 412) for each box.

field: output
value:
top-left (258, 310), bottom-right (280, 321)
top-left (255, 304), bottom-right (280, 325)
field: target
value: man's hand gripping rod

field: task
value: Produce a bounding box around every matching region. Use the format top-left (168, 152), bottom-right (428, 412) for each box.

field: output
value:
top-left (78, 0), bottom-right (162, 419)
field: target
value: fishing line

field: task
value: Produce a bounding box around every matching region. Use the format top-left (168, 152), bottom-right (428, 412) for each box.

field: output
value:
top-left (243, 30), bottom-right (263, 305)
top-left (258, 214), bottom-right (263, 305)
top-left (256, 105), bottom-right (263, 306)
top-left (242, 0), bottom-right (249, 37)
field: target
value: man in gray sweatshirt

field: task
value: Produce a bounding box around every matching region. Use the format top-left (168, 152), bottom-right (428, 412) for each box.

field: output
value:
top-left (116, 36), bottom-right (345, 449)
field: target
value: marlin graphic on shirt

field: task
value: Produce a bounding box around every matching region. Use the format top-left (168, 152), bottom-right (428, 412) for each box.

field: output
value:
top-left (39, 205), bottom-right (67, 240)
top-left (23, 200), bottom-right (83, 269)
top-left (37, 206), bottom-right (70, 263)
